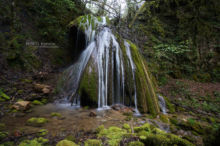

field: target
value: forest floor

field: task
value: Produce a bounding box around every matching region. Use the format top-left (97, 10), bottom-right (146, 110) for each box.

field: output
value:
top-left (0, 69), bottom-right (220, 145)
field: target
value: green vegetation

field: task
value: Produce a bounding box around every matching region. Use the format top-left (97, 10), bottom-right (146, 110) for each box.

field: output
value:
top-left (128, 40), bottom-right (159, 115)
top-left (0, 89), bottom-right (10, 102)
top-left (27, 117), bottom-right (48, 127)
top-left (131, 0), bottom-right (220, 82)
top-left (56, 140), bottom-right (79, 146)
top-left (19, 137), bottom-right (48, 146)
top-left (51, 112), bottom-right (62, 117)
top-left (84, 139), bottom-right (102, 146)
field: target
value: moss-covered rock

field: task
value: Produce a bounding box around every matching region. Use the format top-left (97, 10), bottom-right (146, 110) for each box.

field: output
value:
top-left (128, 41), bottom-right (160, 115)
top-left (78, 60), bottom-right (98, 107)
top-left (56, 140), bottom-right (79, 146)
top-left (128, 141), bottom-right (144, 146)
top-left (18, 137), bottom-right (48, 146)
top-left (134, 123), bottom-right (151, 133)
top-left (97, 126), bottom-right (127, 146)
top-left (69, 15), bottom-right (109, 32)
top-left (122, 123), bottom-right (131, 132)
top-left (27, 117), bottom-right (48, 127)
top-left (51, 112), bottom-right (62, 117)
top-left (32, 100), bottom-right (43, 105)
top-left (84, 139), bottom-right (102, 146)
top-left (38, 129), bottom-right (48, 136)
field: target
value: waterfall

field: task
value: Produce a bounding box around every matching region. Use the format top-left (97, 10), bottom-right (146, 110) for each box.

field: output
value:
top-left (124, 41), bottom-right (140, 115)
top-left (63, 42), bottom-right (96, 105)
top-left (96, 27), bottom-right (125, 110)
top-left (158, 95), bottom-right (167, 114)
top-left (62, 15), bottom-right (144, 113)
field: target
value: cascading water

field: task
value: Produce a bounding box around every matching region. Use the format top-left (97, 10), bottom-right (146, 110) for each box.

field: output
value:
top-left (158, 95), bottom-right (167, 114)
top-left (124, 41), bottom-right (140, 115)
top-left (61, 15), bottom-right (160, 115)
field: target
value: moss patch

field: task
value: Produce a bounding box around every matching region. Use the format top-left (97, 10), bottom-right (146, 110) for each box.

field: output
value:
top-left (18, 137), bottom-right (49, 146)
top-left (56, 140), bottom-right (79, 146)
top-left (97, 126), bottom-right (127, 146)
top-left (128, 40), bottom-right (159, 115)
top-left (27, 117), bottom-right (48, 127)
top-left (0, 89), bottom-right (10, 102)
top-left (78, 61), bottom-right (98, 107)
top-left (84, 139), bottom-right (102, 146)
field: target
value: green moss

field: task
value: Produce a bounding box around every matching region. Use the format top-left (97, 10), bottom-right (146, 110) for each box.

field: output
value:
top-left (41, 98), bottom-right (48, 104)
top-left (97, 126), bottom-right (127, 146)
top-left (19, 137), bottom-right (49, 146)
top-left (151, 128), bottom-right (166, 135)
top-left (84, 139), bottom-right (102, 146)
top-left (128, 141), bottom-right (144, 146)
top-left (0, 123), bottom-right (6, 131)
top-left (38, 129), bottom-right (48, 136)
top-left (163, 96), bottom-right (175, 113)
top-left (137, 130), bottom-right (149, 138)
top-left (65, 135), bottom-right (76, 142)
top-left (170, 117), bottom-right (178, 125)
top-left (96, 125), bottom-right (104, 133)
top-left (0, 141), bottom-right (14, 146)
top-left (32, 100), bottom-right (43, 105)
top-left (56, 140), bottom-right (79, 146)
top-left (134, 123), bottom-right (151, 133)
top-left (51, 112), bottom-right (62, 117)
top-left (0, 132), bottom-right (8, 140)
top-left (127, 40), bottom-right (159, 115)
top-left (78, 61), bottom-right (98, 107)
top-left (27, 117), bottom-right (48, 127)
top-left (0, 89), bottom-right (10, 101)
top-left (159, 114), bottom-right (169, 123)
top-left (122, 123), bottom-right (131, 132)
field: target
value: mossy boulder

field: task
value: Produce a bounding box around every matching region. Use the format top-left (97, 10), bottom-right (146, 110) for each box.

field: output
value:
top-left (78, 60), bottom-right (98, 107)
top-left (134, 123), bottom-right (151, 133)
top-left (56, 140), bottom-right (79, 146)
top-left (128, 41), bottom-right (160, 115)
top-left (122, 123), bottom-right (131, 132)
top-left (27, 117), bottom-right (48, 127)
top-left (97, 126), bottom-right (127, 146)
top-left (84, 139), bottom-right (102, 146)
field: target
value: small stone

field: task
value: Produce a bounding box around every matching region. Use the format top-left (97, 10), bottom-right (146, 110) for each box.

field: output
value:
top-left (34, 83), bottom-right (52, 94)
top-left (89, 111), bottom-right (97, 117)
top-left (12, 101), bottom-right (30, 111)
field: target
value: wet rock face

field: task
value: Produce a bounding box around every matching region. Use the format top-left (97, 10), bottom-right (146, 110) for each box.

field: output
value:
top-left (59, 15), bottom-right (159, 115)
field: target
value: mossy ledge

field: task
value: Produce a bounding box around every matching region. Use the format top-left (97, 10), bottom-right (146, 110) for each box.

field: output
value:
top-left (127, 40), bottom-right (160, 115)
